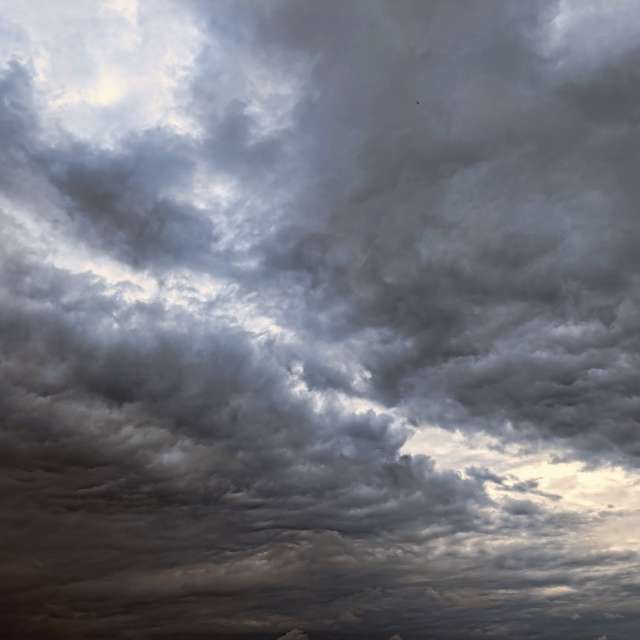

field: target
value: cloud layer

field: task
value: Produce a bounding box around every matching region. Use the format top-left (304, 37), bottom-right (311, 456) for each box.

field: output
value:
top-left (1, 1), bottom-right (640, 638)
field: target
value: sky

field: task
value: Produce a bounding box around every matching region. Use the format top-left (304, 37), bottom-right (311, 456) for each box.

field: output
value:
top-left (1, 1), bottom-right (640, 638)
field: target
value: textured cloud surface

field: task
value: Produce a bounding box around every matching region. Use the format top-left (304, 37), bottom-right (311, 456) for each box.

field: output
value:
top-left (2, 1), bottom-right (640, 638)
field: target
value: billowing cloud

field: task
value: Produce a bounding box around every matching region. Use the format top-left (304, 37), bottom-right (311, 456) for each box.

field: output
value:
top-left (1, 1), bottom-right (640, 639)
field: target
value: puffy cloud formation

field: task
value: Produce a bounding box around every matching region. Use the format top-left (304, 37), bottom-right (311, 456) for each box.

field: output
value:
top-left (1, 1), bottom-right (640, 639)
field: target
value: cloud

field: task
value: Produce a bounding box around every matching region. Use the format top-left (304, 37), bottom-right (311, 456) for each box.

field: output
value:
top-left (190, 0), bottom-right (640, 469)
top-left (2, 1), bottom-right (640, 638)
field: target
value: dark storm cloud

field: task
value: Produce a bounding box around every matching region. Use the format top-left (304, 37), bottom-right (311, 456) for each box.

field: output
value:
top-left (0, 251), bottom-right (504, 637)
top-left (3, 0), bottom-right (640, 638)
top-left (0, 250), bottom-right (487, 526)
top-left (185, 0), bottom-right (640, 465)
top-left (0, 250), bottom-right (624, 638)
top-left (43, 133), bottom-right (218, 269)
top-left (0, 60), bottom-right (48, 205)
top-left (0, 61), bottom-right (35, 159)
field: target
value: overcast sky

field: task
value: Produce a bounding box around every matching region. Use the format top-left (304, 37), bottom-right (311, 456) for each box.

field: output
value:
top-left (1, 1), bottom-right (640, 638)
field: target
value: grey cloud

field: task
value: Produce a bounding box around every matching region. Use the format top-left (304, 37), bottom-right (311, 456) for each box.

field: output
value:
top-left (465, 466), bottom-right (506, 486)
top-left (1, 250), bottom-right (627, 638)
top-left (42, 132), bottom-right (217, 270)
top-left (0, 60), bottom-right (35, 155)
top-left (185, 0), bottom-right (640, 466)
top-left (0, 60), bottom-right (46, 204)
top-left (3, 1), bottom-right (640, 638)
top-left (0, 61), bottom-right (269, 276)
top-left (0, 253), bottom-right (502, 637)
top-left (503, 498), bottom-right (543, 517)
